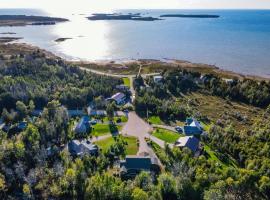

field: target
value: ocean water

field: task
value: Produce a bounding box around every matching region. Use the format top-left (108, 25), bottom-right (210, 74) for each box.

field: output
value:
top-left (0, 9), bottom-right (270, 77)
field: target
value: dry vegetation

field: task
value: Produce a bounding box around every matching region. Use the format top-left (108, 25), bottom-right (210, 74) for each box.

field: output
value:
top-left (182, 92), bottom-right (264, 132)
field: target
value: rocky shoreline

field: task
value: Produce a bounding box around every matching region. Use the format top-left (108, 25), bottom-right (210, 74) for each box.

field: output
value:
top-left (0, 41), bottom-right (268, 81)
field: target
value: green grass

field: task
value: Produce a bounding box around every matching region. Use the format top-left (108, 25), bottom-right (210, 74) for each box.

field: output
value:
top-left (122, 77), bottom-right (130, 88)
top-left (124, 136), bottom-right (138, 155)
top-left (92, 124), bottom-right (110, 136)
top-left (95, 136), bottom-right (116, 152)
top-left (91, 124), bottom-right (122, 136)
top-left (204, 145), bottom-right (238, 169)
top-left (148, 116), bottom-right (163, 125)
top-left (152, 128), bottom-right (181, 143)
top-left (201, 122), bottom-right (212, 132)
top-left (94, 136), bottom-right (138, 155)
top-left (102, 116), bottom-right (128, 123)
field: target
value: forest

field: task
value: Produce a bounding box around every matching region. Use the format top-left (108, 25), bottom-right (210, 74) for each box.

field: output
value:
top-left (0, 53), bottom-right (270, 199)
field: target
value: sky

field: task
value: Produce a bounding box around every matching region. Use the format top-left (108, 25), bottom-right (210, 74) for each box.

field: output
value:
top-left (0, 0), bottom-right (270, 13)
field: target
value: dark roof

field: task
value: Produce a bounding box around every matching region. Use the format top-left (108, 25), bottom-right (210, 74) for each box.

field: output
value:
top-left (176, 136), bottom-right (199, 152)
top-left (184, 126), bottom-right (203, 135)
top-left (185, 137), bottom-right (199, 152)
top-left (120, 156), bottom-right (152, 170)
top-left (76, 116), bottom-right (90, 131)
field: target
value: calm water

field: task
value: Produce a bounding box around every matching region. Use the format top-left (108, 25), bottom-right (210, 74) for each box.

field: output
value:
top-left (0, 9), bottom-right (270, 77)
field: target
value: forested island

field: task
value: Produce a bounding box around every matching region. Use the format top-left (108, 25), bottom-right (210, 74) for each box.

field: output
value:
top-left (160, 14), bottom-right (220, 18)
top-left (87, 13), bottom-right (161, 21)
top-left (0, 15), bottom-right (68, 26)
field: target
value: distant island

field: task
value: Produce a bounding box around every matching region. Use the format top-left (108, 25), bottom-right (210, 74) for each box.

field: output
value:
top-left (87, 13), bottom-right (161, 21)
top-left (0, 36), bottom-right (22, 43)
top-left (0, 15), bottom-right (69, 27)
top-left (0, 32), bottom-right (16, 35)
top-left (160, 14), bottom-right (220, 18)
top-left (55, 37), bottom-right (72, 42)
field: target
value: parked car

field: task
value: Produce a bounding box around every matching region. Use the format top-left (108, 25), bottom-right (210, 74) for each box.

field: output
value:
top-left (90, 120), bottom-right (97, 125)
top-left (175, 126), bottom-right (183, 133)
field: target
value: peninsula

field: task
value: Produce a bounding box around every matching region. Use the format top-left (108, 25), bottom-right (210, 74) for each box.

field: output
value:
top-left (87, 13), bottom-right (161, 21)
top-left (0, 15), bottom-right (69, 27)
top-left (160, 14), bottom-right (220, 18)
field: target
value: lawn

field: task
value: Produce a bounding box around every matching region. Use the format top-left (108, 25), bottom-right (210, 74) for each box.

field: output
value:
top-left (152, 128), bottom-right (181, 143)
top-left (122, 77), bottom-right (130, 88)
top-left (148, 116), bottom-right (163, 125)
top-left (94, 136), bottom-right (138, 155)
top-left (203, 145), bottom-right (238, 168)
top-left (124, 136), bottom-right (138, 155)
top-left (102, 116), bottom-right (128, 123)
top-left (92, 124), bottom-right (122, 136)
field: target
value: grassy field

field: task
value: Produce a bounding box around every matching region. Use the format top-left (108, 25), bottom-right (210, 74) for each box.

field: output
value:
top-left (103, 116), bottom-right (128, 123)
top-left (204, 145), bottom-right (237, 169)
top-left (92, 124), bottom-right (122, 136)
top-left (122, 77), bottom-right (130, 88)
top-left (148, 116), bottom-right (163, 125)
top-left (92, 124), bottom-right (111, 136)
top-left (94, 136), bottom-right (138, 155)
top-left (124, 136), bottom-right (139, 155)
top-left (152, 128), bottom-right (181, 143)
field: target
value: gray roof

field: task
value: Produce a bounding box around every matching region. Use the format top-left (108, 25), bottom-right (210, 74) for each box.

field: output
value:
top-left (111, 92), bottom-right (125, 102)
top-left (68, 139), bottom-right (98, 156)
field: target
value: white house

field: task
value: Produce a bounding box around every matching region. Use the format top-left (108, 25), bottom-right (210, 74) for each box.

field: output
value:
top-left (68, 139), bottom-right (98, 156)
top-left (153, 75), bottom-right (163, 83)
top-left (109, 92), bottom-right (126, 105)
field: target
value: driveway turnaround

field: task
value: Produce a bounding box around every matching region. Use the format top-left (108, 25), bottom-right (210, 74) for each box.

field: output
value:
top-left (122, 112), bottom-right (153, 155)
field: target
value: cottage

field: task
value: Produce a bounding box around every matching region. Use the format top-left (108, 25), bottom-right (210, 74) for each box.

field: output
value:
top-left (32, 110), bottom-right (43, 116)
top-left (120, 156), bottom-right (160, 179)
top-left (74, 116), bottom-right (91, 134)
top-left (116, 84), bottom-right (129, 91)
top-left (68, 110), bottom-right (84, 117)
top-left (183, 118), bottom-right (203, 135)
top-left (175, 136), bottom-right (200, 153)
top-left (68, 139), bottom-right (98, 156)
top-left (17, 122), bottom-right (27, 130)
top-left (87, 107), bottom-right (107, 116)
top-left (222, 78), bottom-right (234, 84)
top-left (109, 92), bottom-right (126, 105)
top-left (153, 75), bottom-right (163, 83)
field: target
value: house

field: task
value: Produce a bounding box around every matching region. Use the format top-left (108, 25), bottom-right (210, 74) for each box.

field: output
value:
top-left (17, 122), bottom-right (27, 131)
top-left (109, 92), bottom-right (126, 105)
top-left (116, 84), bottom-right (129, 91)
top-left (68, 110), bottom-right (84, 117)
top-left (183, 118), bottom-right (203, 135)
top-left (222, 78), bottom-right (234, 84)
top-left (175, 136), bottom-right (200, 153)
top-left (87, 107), bottom-right (107, 116)
top-left (74, 116), bottom-right (91, 134)
top-left (32, 110), bottom-right (43, 116)
top-left (68, 139), bottom-right (98, 156)
top-left (120, 156), bottom-right (160, 179)
top-left (153, 75), bottom-right (163, 83)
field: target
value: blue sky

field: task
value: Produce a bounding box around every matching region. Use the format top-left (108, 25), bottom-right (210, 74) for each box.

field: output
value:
top-left (1, 0), bottom-right (270, 12)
